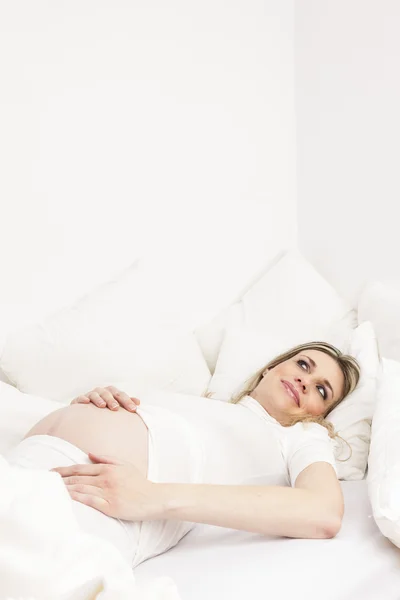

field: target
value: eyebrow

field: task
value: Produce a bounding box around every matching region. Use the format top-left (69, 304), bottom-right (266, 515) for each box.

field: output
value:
top-left (301, 355), bottom-right (334, 400)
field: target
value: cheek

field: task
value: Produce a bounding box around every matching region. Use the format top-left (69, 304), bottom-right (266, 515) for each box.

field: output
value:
top-left (307, 405), bottom-right (322, 417)
top-left (258, 373), bottom-right (281, 398)
top-left (274, 364), bottom-right (288, 375)
top-left (306, 395), bottom-right (327, 416)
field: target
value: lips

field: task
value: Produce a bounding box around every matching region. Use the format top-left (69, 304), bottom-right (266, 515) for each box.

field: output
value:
top-left (282, 380), bottom-right (300, 407)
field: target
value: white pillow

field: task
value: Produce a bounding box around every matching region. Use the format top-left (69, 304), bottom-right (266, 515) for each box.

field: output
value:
top-left (358, 280), bottom-right (400, 362)
top-left (241, 249), bottom-right (357, 334)
top-left (368, 358), bottom-right (400, 549)
top-left (0, 382), bottom-right (60, 455)
top-left (207, 322), bottom-right (379, 480)
top-left (196, 249), bottom-right (357, 373)
top-left (195, 303), bottom-right (244, 373)
top-left (327, 322), bottom-right (380, 479)
top-left (0, 262), bottom-right (211, 403)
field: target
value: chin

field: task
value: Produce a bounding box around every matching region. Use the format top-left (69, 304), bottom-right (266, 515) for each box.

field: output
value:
top-left (281, 397), bottom-right (301, 412)
top-left (283, 404), bottom-right (304, 420)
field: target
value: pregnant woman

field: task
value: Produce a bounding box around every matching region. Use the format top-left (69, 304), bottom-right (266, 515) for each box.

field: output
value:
top-left (5, 341), bottom-right (360, 569)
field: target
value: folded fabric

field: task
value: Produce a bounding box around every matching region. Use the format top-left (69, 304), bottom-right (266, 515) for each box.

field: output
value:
top-left (368, 358), bottom-right (400, 549)
top-left (0, 380), bottom-right (59, 455)
top-left (0, 455), bottom-right (181, 600)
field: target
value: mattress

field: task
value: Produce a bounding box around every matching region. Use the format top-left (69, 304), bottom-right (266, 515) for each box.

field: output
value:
top-left (134, 481), bottom-right (400, 600)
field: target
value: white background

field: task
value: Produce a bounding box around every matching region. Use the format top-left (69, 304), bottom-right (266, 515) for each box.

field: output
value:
top-left (0, 0), bottom-right (296, 343)
top-left (2, 1), bottom-right (397, 343)
top-left (296, 0), bottom-right (400, 305)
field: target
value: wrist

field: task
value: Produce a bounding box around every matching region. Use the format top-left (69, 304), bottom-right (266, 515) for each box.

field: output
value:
top-left (157, 483), bottom-right (186, 519)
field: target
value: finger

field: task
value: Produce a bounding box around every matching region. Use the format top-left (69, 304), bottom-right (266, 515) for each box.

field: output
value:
top-left (88, 452), bottom-right (121, 466)
top-left (69, 490), bottom-right (110, 514)
top-left (106, 386), bottom-right (135, 411)
top-left (66, 483), bottom-right (105, 498)
top-left (51, 463), bottom-right (103, 477)
top-left (131, 397), bottom-right (141, 406)
top-left (71, 396), bottom-right (90, 405)
top-left (87, 391), bottom-right (107, 408)
top-left (93, 388), bottom-right (120, 410)
top-left (114, 391), bottom-right (138, 412)
top-left (62, 475), bottom-right (101, 486)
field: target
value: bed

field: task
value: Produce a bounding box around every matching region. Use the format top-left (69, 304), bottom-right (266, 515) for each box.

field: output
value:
top-left (135, 481), bottom-right (400, 600)
top-left (1, 251), bottom-right (400, 599)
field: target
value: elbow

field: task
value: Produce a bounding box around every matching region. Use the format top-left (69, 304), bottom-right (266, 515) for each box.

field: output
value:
top-left (318, 515), bottom-right (343, 539)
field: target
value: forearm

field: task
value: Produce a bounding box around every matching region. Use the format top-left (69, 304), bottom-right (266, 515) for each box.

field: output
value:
top-left (159, 483), bottom-right (341, 539)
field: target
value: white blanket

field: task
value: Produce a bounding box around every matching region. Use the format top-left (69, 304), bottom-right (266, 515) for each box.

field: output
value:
top-left (0, 455), bottom-right (181, 600)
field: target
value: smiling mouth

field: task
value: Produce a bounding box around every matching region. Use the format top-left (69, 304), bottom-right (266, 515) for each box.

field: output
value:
top-left (282, 380), bottom-right (300, 407)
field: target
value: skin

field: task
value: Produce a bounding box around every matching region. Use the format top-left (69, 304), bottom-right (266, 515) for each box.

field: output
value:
top-left (70, 386), bottom-right (140, 412)
top-left (51, 351), bottom-right (347, 538)
top-left (251, 350), bottom-right (345, 424)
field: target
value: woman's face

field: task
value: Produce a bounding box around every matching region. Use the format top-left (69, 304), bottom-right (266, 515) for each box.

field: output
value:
top-left (250, 349), bottom-right (345, 422)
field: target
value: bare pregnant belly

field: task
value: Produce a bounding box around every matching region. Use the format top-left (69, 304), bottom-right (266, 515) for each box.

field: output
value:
top-left (23, 404), bottom-right (149, 477)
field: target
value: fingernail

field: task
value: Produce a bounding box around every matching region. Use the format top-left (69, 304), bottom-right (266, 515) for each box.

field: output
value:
top-left (129, 403), bottom-right (136, 411)
top-left (111, 402), bottom-right (118, 409)
top-left (99, 401), bottom-right (106, 406)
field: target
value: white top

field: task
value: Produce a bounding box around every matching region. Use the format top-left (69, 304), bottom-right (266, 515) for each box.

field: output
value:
top-left (133, 392), bottom-right (339, 567)
top-left (137, 392), bottom-right (338, 487)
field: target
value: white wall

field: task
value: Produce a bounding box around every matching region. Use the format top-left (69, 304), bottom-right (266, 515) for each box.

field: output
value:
top-left (296, 0), bottom-right (400, 306)
top-left (0, 0), bottom-right (296, 345)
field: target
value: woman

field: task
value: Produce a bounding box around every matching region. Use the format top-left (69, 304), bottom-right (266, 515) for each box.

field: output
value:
top-left (5, 341), bottom-right (360, 569)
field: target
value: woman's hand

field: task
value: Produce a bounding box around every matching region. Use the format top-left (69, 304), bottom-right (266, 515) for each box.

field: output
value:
top-left (71, 386), bottom-right (141, 412)
top-left (52, 453), bottom-right (166, 521)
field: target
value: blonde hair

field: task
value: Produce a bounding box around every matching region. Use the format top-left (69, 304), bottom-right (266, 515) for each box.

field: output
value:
top-left (229, 341), bottom-right (360, 461)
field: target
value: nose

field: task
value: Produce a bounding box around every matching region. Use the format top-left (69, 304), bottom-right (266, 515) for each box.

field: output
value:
top-left (294, 377), bottom-right (307, 393)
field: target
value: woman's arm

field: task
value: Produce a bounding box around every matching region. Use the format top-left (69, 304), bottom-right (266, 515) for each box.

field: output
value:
top-left (54, 457), bottom-right (342, 540)
top-left (160, 462), bottom-right (342, 539)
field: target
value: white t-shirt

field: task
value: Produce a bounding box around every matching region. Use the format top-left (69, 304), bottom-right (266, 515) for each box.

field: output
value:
top-left (133, 392), bottom-right (339, 566)
top-left (137, 392), bottom-right (338, 487)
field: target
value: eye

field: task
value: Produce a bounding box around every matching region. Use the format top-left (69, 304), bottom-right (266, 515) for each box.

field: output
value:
top-left (297, 359), bottom-right (309, 371)
top-left (298, 359), bottom-right (327, 400)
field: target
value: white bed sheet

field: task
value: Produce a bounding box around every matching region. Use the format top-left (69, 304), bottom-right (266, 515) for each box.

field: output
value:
top-left (134, 481), bottom-right (400, 600)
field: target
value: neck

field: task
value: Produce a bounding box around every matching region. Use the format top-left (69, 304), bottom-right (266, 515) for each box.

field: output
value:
top-left (249, 391), bottom-right (294, 427)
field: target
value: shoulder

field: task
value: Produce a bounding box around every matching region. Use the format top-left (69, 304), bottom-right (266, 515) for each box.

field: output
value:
top-left (285, 421), bottom-right (335, 465)
top-left (284, 421), bottom-right (337, 486)
top-left (286, 421), bottom-right (331, 445)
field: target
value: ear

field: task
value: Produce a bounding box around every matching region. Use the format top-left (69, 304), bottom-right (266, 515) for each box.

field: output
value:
top-left (263, 369), bottom-right (269, 376)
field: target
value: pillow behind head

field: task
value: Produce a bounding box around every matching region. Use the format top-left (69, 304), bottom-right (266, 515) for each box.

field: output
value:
top-left (206, 322), bottom-right (379, 481)
top-left (195, 249), bottom-right (357, 374)
top-left (327, 322), bottom-right (380, 479)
